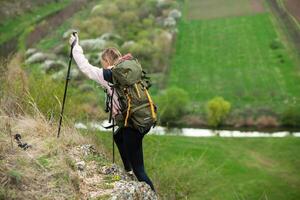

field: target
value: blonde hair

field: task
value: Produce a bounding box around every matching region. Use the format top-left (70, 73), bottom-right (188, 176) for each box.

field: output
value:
top-left (100, 47), bottom-right (122, 65)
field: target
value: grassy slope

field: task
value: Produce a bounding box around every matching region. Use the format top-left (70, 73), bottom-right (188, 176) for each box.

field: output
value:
top-left (168, 8), bottom-right (300, 114)
top-left (0, 0), bottom-right (71, 45)
top-left (95, 131), bottom-right (300, 200)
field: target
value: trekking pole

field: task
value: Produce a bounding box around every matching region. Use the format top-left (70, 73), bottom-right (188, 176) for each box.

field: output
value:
top-left (112, 118), bottom-right (115, 163)
top-left (57, 31), bottom-right (77, 138)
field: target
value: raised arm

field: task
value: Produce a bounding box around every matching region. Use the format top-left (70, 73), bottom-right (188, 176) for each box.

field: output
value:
top-left (72, 44), bottom-right (108, 86)
top-left (69, 33), bottom-right (109, 89)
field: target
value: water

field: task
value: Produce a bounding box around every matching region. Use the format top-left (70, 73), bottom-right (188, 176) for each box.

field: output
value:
top-left (75, 120), bottom-right (300, 137)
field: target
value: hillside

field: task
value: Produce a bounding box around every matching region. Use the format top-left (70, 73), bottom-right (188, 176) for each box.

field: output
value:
top-left (0, 54), bottom-right (158, 199)
top-left (0, 114), bottom-right (157, 199)
top-left (1, 0), bottom-right (300, 199)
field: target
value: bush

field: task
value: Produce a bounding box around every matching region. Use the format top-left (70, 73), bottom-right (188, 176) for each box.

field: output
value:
top-left (74, 17), bottom-right (113, 38)
top-left (206, 97), bottom-right (231, 127)
top-left (281, 106), bottom-right (300, 127)
top-left (255, 115), bottom-right (279, 128)
top-left (128, 39), bottom-right (158, 71)
top-left (270, 39), bottom-right (283, 50)
top-left (91, 3), bottom-right (120, 18)
top-left (156, 87), bottom-right (189, 124)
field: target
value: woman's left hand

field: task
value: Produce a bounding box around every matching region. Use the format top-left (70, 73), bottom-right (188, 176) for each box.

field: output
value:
top-left (69, 33), bottom-right (79, 46)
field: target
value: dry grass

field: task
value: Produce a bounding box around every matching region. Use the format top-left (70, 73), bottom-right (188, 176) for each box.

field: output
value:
top-left (0, 54), bottom-right (28, 117)
top-left (0, 104), bottom-right (99, 199)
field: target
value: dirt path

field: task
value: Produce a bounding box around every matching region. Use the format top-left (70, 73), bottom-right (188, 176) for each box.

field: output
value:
top-left (0, 0), bottom-right (89, 58)
top-left (266, 0), bottom-right (300, 57)
top-left (285, 0), bottom-right (300, 22)
top-left (25, 0), bottom-right (89, 48)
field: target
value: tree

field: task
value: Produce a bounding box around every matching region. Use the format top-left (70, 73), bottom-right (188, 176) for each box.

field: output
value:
top-left (206, 96), bottom-right (231, 127)
top-left (157, 87), bottom-right (189, 124)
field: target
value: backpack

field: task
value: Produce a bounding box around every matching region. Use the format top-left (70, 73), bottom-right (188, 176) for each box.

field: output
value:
top-left (107, 56), bottom-right (157, 134)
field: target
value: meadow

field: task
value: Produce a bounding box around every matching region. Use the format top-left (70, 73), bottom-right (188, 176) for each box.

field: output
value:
top-left (93, 131), bottom-right (300, 200)
top-left (168, 0), bottom-right (300, 117)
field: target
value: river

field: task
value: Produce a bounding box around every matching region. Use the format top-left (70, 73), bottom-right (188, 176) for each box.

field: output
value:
top-left (75, 120), bottom-right (300, 137)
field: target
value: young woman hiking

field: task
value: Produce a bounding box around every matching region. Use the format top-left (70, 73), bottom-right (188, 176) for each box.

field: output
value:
top-left (69, 33), bottom-right (156, 192)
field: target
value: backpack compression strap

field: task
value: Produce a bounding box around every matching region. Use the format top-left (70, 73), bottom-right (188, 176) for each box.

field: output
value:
top-left (144, 87), bottom-right (157, 121)
top-left (124, 91), bottom-right (131, 127)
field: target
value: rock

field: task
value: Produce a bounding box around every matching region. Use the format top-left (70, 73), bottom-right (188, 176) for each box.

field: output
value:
top-left (101, 164), bottom-right (119, 175)
top-left (111, 180), bottom-right (158, 200)
top-left (42, 60), bottom-right (66, 73)
top-left (51, 68), bottom-right (80, 81)
top-left (163, 16), bottom-right (176, 27)
top-left (25, 52), bottom-right (48, 64)
top-left (25, 48), bottom-right (37, 57)
top-left (80, 38), bottom-right (106, 51)
top-left (100, 32), bottom-right (122, 41)
top-left (80, 144), bottom-right (96, 156)
top-left (168, 9), bottom-right (182, 20)
top-left (76, 161), bottom-right (86, 171)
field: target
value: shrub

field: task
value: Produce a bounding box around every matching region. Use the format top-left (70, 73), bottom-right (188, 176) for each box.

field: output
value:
top-left (156, 87), bottom-right (189, 124)
top-left (115, 0), bottom-right (140, 11)
top-left (118, 11), bottom-right (139, 28)
top-left (206, 96), bottom-right (231, 127)
top-left (74, 17), bottom-right (113, 38)
top-left (91, 3), bottom-right (120, 18)
top-left (281, 106), bottom-right (300, 127)
top-left (255, 116), bottom-right (279, 128)
top-left (270, 39), bottom-right (283, 50)
top-left (128, 39), bottom-right (158, 70)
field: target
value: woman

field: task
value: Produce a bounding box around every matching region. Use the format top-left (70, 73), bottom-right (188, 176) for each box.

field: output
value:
top-left (69, 33), bottom-right (156, 192)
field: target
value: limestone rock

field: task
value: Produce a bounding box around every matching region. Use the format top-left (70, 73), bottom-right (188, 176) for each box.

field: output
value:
top-left (25, 52), bottom-right (48, 64)
top-left (42, 60), bottom-right (66, 73)
top-left (110, 180), bottom-right (158, 200)
top-left (80, 38), bottom-right (106, 51)
top-left (168, 9), bottom-right (182, 20)
top-left (163, 16), bottom-right (176, 27)
top-left (25, 48), bottom-right (37, 57)
top-left (76, 161), bottom-right (86, 171)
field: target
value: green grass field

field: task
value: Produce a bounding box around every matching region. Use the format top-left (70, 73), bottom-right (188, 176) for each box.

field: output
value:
top-left (92, 132), bottom-right (300, 200)
top-left (168, 12), bottom-right (300, 114)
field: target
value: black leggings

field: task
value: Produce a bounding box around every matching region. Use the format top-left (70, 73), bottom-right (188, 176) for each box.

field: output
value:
top-left (113, 126), bottom-right (155, 192)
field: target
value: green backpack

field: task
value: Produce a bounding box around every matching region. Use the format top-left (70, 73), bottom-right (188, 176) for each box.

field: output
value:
top-left (109, 57), bottom-right (157, 134)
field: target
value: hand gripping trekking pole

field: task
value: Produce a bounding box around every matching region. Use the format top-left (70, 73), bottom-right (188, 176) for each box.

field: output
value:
top-left (57, 31), bottom-right (77, 138)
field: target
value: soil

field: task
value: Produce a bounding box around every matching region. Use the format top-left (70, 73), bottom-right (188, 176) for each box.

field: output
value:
top-left (266, 0), bottom-right (300, 57)
top-left (0, 0), bottom-right (90, 58)
top-left (26, 0), bottom-right (89, 48)
top-left (285, 0), bottom-right (300, 22)
top-left (250, 0), bottom-right (265, 13)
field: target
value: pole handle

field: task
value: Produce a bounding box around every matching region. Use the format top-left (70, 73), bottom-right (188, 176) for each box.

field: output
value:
top-left (71, 31), bottom-right (78, 49)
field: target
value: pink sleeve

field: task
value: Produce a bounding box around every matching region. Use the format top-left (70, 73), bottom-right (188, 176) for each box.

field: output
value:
top-left (72, 44), bottom-right (110, 89)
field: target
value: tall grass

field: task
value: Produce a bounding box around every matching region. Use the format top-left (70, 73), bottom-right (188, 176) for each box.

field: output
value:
top-left (1, 54), bottom-right (106, 123)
